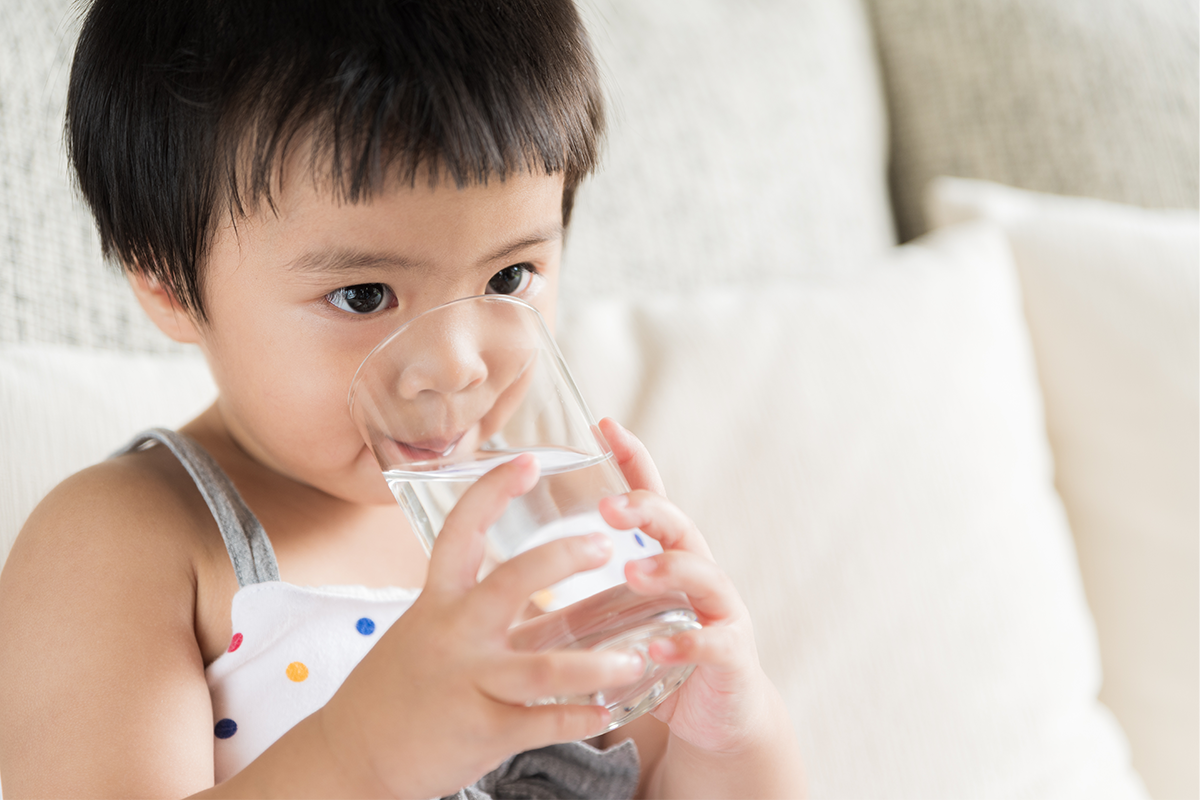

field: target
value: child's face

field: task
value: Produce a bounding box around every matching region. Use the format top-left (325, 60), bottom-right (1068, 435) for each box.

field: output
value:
top-left (189, 167), bottom-right (566, 504)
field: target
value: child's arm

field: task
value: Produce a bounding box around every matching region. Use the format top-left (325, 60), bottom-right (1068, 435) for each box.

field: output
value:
top-left (0, 459), bottom-right (227, 797)
top-left (596, 419), bottom-right (808, 799)
top-left (0, 453), bottom-right (639, 798)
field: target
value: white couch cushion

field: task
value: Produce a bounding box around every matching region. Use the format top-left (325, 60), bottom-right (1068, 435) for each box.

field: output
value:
top-left (927, 177), bottom-right (1199, 800)
top-left (0, 347), bottom-right (216, 561)
top-left (558, 221), bottom-right (1146, 799)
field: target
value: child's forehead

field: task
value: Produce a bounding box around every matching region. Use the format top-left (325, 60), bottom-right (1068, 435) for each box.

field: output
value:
top-left (214, 165), bottom-right (566, 263)
top-left (232, 143), bottom-right (564, 222)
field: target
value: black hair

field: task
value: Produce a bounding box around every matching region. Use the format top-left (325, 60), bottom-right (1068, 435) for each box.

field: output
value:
top-left (67, 0), bottom-right (605, 320)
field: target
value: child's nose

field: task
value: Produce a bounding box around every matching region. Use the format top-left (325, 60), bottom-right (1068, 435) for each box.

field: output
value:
top-left (394, 324), bottom-right (489, 399)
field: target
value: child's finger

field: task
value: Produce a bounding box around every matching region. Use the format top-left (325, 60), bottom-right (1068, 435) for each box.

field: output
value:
top-left (480, 650), bottom-right (646, 706)
top-left (599, 489), bottom-right (714, 560)
top-left (598, 418), bottom-right (666, 495)
top-left (470, 533), bottom-right (613, 628)
top-left (425, 454), bottom-right (540, 597)
top-left (624, 549), bottom-right (739, 624)
top-left (646, 624), bottom-right (747, 682)
top-left (505, 702), bottom-right (614, 752)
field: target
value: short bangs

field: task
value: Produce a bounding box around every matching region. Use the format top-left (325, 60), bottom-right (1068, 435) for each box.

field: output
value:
top-left (67, 0), bottom-right (606, 319)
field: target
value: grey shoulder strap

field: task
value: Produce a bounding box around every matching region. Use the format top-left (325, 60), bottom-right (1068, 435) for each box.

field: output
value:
top-left (113, 428), bottom-right (280, 587)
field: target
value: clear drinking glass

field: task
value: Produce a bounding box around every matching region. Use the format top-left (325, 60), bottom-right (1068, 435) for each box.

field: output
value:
top-left (348, 294), bottom-right (699, 730)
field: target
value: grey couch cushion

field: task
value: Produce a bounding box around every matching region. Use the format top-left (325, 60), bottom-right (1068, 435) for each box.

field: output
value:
top-left (868, 0), bottom-right (1199, 241)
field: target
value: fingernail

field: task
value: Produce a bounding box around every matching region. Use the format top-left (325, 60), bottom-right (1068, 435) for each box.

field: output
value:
top-left (609, 651), bottom-right (645, 672)
top-left (608, 495), bottom-right (629, 510)
top-left (590, 708), bottom-right (613, 735)
top-left (630, 557), bottom-right (657, 574)
top-left (585, 533), bottom-right (613, 559)
top-left (653, 639), bottom-right (678, 659)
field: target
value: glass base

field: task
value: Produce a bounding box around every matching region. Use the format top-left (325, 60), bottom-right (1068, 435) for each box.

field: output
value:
top-left (507, 585), bottom-right (701, 731)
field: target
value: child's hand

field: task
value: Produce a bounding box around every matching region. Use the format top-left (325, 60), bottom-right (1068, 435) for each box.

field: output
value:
top-left (318, 453), bottom-right (645, 799)
top-left (596, 418), bottom-right (803, 795)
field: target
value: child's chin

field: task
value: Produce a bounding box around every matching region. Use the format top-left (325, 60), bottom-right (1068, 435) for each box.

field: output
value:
top-left (324, 480), bottom-right (397, 507)
top-left (358, 482), bottom-right (401, 506)
top-left (317, 457), bottom-right (399, 506)
top-left (351, 472), bottom-right (400, 506)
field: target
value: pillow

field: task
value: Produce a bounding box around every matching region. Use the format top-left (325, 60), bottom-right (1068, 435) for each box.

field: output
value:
top-left (927, 177), bottom-right (1199, 800)
top-left (560, 0), bottom-right (895, 301)
top-left (866, 0), bottom-right (1199, 241)
top-left (557, 221), bottom-right (1147, 798)
top-left (0, 346), bottom-right (216, 563)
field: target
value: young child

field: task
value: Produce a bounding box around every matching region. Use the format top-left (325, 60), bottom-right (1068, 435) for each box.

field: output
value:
top-left (0, 0), bottom-right (805, 796)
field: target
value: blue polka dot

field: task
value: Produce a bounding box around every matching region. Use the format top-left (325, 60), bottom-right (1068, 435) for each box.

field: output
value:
top-left (634, 533), bottom-right (646, 547)
top-left (356, 617), bottom-right (376, 636)
top-left (214, 718), bottom-right (237, 739)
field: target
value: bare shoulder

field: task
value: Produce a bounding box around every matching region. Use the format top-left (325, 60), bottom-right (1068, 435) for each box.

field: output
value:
top-left (0, 447), bottom-right (221, 796)
top-left (3, 444), bottom-right (218, 608)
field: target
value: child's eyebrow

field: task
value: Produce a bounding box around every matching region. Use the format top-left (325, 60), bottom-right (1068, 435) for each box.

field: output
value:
top-left (288, 226), bottom-right (564, 276)
top-left (481, 225), bottom-right (563, 264)
top-left (287, 248), bottom-right (426, 275)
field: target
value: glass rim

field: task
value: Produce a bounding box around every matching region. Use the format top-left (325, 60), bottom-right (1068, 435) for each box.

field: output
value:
top-left (346, 293), bottom-right (544, 411)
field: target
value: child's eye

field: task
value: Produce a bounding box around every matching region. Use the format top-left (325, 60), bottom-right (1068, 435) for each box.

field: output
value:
top-left (485, 264), bottom-right (535, 296)
top-left (325, 284), bottom-right (395, 315)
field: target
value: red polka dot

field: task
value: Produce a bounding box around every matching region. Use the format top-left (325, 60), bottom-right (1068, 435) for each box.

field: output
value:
top-left (228, 633), bottom-right (243, 653)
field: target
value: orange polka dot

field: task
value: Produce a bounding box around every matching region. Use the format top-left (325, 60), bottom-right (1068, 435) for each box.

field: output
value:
top-left (286, 661), bottom-right (309, 682)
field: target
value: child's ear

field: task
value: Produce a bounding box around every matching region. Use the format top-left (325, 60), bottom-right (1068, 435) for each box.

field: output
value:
top-left (127, 271), bottom-right (202, 344)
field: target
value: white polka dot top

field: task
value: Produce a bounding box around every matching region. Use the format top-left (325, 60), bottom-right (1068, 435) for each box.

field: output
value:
top-left (117, 429), bottom-right (639, 799)
top-left (207, 580), bottom-right (419, 782)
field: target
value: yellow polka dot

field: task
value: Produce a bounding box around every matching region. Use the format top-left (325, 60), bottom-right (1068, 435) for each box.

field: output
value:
top-left (286, 661), bottom-right (309, 682)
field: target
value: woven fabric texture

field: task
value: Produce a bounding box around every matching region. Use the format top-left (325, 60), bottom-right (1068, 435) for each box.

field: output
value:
top-left (561, 0), bottom-right (895, 297)
top-left (868, 0), bottom-right (1200, 241)
top-left (0, 0), bottom-right (181, 353)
